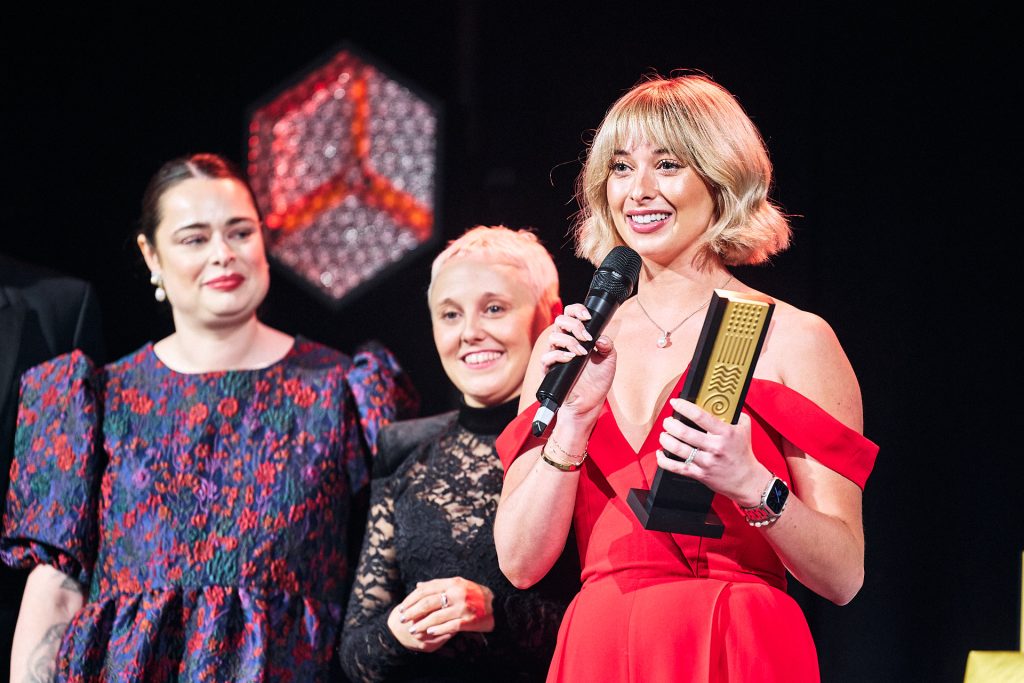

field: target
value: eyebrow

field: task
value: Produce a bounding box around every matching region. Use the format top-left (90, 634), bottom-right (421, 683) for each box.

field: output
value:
top-left (612, 147), bottom-right (671, 156)
top-left (434, 291), bottom-right (512, 307)
top-left (171, 217), bottom-right (258, 234)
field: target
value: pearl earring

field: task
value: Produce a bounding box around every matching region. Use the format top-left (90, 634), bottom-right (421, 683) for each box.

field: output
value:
top-left (150, 272), bottom-right (166, 302)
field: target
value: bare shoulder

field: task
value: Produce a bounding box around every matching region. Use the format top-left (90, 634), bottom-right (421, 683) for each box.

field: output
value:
top-left (762, 299), bottom-right (864, 432)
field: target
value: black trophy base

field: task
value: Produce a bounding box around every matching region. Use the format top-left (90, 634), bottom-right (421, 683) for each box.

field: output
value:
top-left (626, 468), bottom-right (725, 538)
top-left (627, 489), bottom-right (725, 537)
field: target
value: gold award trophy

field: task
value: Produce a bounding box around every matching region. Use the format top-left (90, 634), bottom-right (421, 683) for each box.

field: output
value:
top-left (627, 289), bottom-right (775, 536)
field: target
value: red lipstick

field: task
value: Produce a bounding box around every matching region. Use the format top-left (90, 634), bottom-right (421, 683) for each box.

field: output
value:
top-left (205, 274), bottom-right (245, 291)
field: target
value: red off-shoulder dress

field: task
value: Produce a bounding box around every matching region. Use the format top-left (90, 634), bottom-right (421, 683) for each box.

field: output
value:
top-left (497, 375), bottom-right (878, 683)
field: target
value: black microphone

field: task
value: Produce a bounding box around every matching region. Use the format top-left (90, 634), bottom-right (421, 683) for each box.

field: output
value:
top-left (532, 245), bottom-right (642, 437)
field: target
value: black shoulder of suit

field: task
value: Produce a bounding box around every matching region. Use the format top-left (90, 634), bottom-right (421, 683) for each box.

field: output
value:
top-left (372, 411), bottom-right (456, 480)
top-left (0, 253), bottom-right (83, 288)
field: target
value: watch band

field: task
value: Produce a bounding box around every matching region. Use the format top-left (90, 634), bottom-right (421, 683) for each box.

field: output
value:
top-left (740, 475), bottom-right (789, 527)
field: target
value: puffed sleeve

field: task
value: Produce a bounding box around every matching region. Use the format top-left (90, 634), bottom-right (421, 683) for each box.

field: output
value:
top-left (343, 341), bottom-right (419, 492)
top-left (347, 341), bottom-right (419, 457)
top-left (0, 350), bottom-right (104, 585)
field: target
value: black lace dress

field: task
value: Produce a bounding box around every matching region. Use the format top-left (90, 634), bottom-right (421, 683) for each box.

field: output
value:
top-left (339, 398), bottom-right (577, 682)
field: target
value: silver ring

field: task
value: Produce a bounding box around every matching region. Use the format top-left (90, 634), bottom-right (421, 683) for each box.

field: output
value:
top-left (440, 592), bottom-right (449, 609)
top-left (683, 446), bottom-right (699, 466)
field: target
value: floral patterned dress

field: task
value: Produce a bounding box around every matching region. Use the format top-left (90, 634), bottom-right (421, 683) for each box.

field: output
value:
top-left (1, 337), bottom-right (416, 682)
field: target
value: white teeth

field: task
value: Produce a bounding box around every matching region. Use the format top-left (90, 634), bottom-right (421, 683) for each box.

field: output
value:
top-left (464, 351), bottom-right (502, 365)
top-left (632, 213), bottom-right (669, 225)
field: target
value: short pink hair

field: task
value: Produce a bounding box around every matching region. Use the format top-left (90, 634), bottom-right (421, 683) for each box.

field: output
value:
top-left (429, 225), bottom-right (562, 328)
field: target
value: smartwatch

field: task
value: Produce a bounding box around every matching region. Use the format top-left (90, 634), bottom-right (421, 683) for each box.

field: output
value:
top-left (740, 475), bottom-right (789, 527)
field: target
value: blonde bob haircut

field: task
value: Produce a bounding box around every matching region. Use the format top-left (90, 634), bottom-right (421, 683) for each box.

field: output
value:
top-left (428, 225), bottom-right (562, 327)
top-left (573, 73), bottom-right (791, 268)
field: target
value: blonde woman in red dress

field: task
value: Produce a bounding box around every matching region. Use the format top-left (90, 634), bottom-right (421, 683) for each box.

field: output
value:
top-left (494, 73), bottom-right (879, 683)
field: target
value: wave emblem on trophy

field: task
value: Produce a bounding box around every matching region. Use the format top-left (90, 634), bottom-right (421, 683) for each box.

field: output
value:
top-left (627, 290), bottom-right (775, 536)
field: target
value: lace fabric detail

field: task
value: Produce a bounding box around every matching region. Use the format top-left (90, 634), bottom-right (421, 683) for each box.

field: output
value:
top-left (341, 417), bottom-right (568, 682)
top-left (408, 427), bottom-right (502, 546)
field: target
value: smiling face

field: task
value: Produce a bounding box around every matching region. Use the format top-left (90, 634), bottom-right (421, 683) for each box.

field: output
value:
top-left (138, 176), bottom-right (269, 331)
top-left (605, 139), bottom-right (717, 269)
top-left (429, 257), bottom-right (543, 408)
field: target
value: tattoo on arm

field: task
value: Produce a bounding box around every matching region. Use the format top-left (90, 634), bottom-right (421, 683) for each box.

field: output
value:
top-left (22, 622), bottom-right (67, 683)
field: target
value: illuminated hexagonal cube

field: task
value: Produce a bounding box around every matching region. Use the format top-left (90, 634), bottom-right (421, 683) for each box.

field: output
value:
top-left (247, 44), bottom-right (440, 307)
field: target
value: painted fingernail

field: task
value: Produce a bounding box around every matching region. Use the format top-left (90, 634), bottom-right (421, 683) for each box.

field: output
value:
top-left (425, 627), bottom-right (436, 635)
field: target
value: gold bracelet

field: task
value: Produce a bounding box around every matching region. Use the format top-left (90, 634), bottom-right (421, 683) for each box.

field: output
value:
top-left (540, 450), bottom-right (581, 473)
top-left (546, 435), bottom-right (587, 465)
top-left (540, 439), bottom-right (589, 472)
top-left (541, 450), bottom-right (584, 472)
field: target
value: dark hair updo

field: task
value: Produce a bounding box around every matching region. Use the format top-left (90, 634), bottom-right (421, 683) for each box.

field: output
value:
top-left (138, 153), bottom-right (262, 245)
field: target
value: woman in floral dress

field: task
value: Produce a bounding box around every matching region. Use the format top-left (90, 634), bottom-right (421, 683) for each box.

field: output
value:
top-left (2, 153), bottom-right (416, 682)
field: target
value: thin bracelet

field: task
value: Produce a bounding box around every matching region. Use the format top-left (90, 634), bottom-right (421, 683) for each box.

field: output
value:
top-left (546, 434), bottom-right (587, 465)
top-left (541, 449), bottom-right (584, 472)
top-left (540, 440), bottom-right (588, 472)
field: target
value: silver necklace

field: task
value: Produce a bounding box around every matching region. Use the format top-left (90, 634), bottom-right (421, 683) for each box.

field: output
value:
top-left (635, 275), bottom-right (733, 348)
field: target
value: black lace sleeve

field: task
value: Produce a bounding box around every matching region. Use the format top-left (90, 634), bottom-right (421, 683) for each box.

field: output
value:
top-left (488, 589), bottom-right (563, 668)
top-left (489, 533), bottom-right (580, 672)
top-left (340, 411), bottom-right (577, 682)
top-left (339, 471), bottom-right (415, 682)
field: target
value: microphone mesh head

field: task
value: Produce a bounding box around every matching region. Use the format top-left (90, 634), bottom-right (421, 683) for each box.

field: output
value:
top-left (590, 246), bottom-right (642, 303)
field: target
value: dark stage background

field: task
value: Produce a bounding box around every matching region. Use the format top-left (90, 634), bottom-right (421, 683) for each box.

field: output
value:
top-left (2, 4), bottom-right (1018, 681)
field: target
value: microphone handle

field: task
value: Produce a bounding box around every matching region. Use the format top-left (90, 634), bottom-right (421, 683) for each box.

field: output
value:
top-left (533, 292), bottom-right (620, 433)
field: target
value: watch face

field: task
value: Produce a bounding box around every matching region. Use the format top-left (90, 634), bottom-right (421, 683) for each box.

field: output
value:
top-left (765, 479), bottom-right (789, 515)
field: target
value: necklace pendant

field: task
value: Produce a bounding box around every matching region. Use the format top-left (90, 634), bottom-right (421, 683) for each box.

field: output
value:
top-left (657, 332), bottom-right (670, 348)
